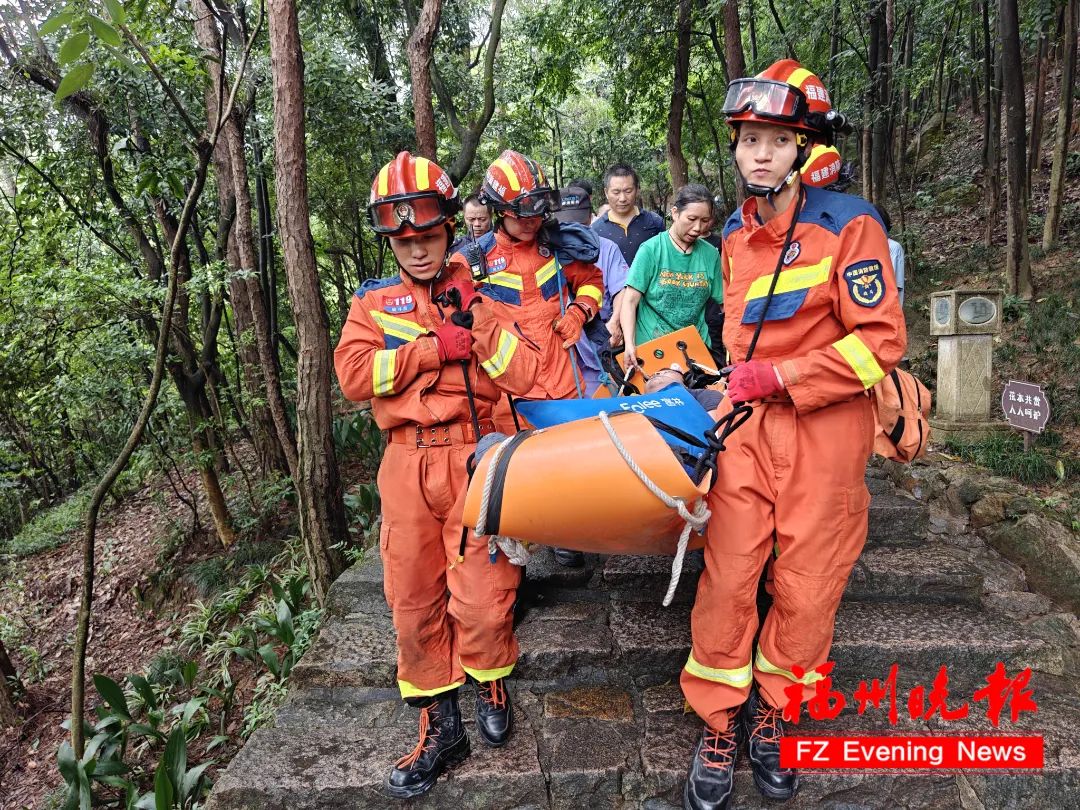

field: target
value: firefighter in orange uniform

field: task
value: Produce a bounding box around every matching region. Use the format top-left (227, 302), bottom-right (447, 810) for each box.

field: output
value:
top-left (680, 61), bottom-right (907, 809)
top-left (470, 149), bottom-right (604, 567)
top-left (334, 152), bottom-right (543, 800)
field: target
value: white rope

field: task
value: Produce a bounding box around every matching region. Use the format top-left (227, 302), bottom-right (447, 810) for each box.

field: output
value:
top-left (474, 432), bottom-right (539, 567)
top-left (598, 411), bottom-right (710, 606)
top-left (473, 432), bottom-right (519, 538)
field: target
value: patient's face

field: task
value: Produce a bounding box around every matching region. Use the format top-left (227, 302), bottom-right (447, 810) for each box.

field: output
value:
top-left (644, 366), bottom-right (685, 394)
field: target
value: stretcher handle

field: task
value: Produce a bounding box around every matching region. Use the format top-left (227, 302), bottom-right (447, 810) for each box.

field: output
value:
top-left (692, 402), bottom-right (755, 484)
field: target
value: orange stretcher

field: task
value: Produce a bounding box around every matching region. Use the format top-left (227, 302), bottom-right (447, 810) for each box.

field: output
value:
top-left (613, 326), bottom-right (718, 395)
top-left (461, 410), bottom-right (711, 556)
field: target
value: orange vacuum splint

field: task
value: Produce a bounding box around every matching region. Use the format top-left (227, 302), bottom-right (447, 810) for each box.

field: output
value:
top-left (462, 410), bottom-right (712, 557)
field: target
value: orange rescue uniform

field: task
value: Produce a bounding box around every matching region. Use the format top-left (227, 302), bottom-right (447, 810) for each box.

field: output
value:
top-left (334, 259), bottom-right (542, 700)
top-left (472, 229), bottom-right (603, 428)
top-left (681, 185), bottom-right (907, 728)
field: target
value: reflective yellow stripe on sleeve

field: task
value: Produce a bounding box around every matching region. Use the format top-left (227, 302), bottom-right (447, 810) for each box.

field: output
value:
top-left (831, 333), bottom-right (885, 389)
top-left (683, 652), bottom-right (753, 687)
top-left (754, 648), bottom-right (825, 685)
top-left (577, 284), bottom-right (603, 308)
top-left (373, 349), bottom-right (397, 397)
top-left (480, 330), bottom-right (519, 379)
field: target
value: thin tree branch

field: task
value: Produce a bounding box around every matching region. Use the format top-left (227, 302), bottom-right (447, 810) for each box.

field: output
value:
top-left (0, 135), bottom-right (134, 264)
top-left (119, 24), bottom-right (203, 141)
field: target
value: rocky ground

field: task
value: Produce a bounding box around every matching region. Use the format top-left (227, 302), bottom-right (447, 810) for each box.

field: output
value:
top-left (204, 470), bottom-right (1080, 809)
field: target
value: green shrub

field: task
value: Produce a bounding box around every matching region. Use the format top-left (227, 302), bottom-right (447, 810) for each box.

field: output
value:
top-left (1, 490), bottom-right (88, 557)
top-left (943, 431), bottom-right (1079, 486)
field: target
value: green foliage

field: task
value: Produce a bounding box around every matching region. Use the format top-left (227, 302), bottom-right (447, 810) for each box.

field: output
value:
top-left (54, 537), bottom-right (323, 806)
top-left (1, 490), bottom-right (88, 557)
top-left (943, 432), bottom-right (1080, 486)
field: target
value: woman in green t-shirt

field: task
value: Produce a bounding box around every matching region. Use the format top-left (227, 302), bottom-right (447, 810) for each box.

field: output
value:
top-left (619, 184), bottom-right (724, 372)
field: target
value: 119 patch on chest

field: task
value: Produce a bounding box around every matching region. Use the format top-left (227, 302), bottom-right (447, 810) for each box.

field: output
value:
top-left (843, 260), bottom-right (885, 307)
top-left (382, 294), bottom-right (415, 314)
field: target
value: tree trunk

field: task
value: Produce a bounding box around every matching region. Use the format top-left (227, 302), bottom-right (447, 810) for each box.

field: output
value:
top-left (969, 0), bottom-right (982, 115)
top-left (195, 0), bottom-right (292, 479)
top-left (871, 0), bottom-right (892, 203)
top-left (222, 114), bottom-right (300, 478)
top-left (766, 0), bottom-right (797, 60)
top-left (829, 0), bottom-right (841, 86)
top-left (748, 0), bottom-right (758, 69)
top-left (1044, 0), bottom-right (1077, 250)
top-left (724, 0), bottom-right (747, 79)
top-left (998, 0), bottom-right (1032, 298)
top-left (667, 0), bottom-right (693, 190)
top-left (0, 638), bottom-right (21, 727)
top-left (268, 0), bottom-right (347, 605)
top-left (982, 0), bottom-right (1002, 247)
top-left (406, 0), bottom-right (443, 159)
top-left (1027, 28), bottom-right (1049, 195)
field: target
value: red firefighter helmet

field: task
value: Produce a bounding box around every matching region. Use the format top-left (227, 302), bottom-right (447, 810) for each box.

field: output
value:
top-left (723, 59), bottom-right (833, 139)
top-left (800, 144), bottom-right (843, 187)
top-left (479, 150), bottom-right (561, 218)
top-left (368, 151), bottom-right (460, 238)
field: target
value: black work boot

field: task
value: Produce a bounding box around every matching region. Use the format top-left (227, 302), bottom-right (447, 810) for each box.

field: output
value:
top-left (683, 711), bottom-right (742, 810)
top-left (386, 690), bottom-right (470, 799)
top-left (553, 547), bottom-right (585, 568)
top-left (742, 687), bottom-right (798, 800)
top-left (475, 677), bottom-right (514, 747)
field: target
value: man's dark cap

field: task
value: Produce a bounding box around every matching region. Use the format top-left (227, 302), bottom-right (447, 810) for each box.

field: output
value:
top-left (554, 185), bottom-right (592, 224)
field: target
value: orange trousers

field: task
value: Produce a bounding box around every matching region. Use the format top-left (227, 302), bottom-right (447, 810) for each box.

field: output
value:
top-left (681, 395), bottom-right (874, 730)
top-left (377, 440), bottom-right (521, 700)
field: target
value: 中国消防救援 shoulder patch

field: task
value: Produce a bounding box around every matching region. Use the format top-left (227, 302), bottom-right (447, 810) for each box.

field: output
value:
top-left (843, 259), bottom-right (885, 307)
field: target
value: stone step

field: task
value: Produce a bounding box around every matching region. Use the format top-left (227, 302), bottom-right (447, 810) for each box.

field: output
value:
top-left (845, 544), bottom-right (983, 604)
top-left (207, 677), bottom-right (1080, 808)
top-left (865, 490), bottom-right (928, 547)
top-left (593, 543), bottom-right (983, 607)
top-left (297, 587), bottom-right (1063, 692)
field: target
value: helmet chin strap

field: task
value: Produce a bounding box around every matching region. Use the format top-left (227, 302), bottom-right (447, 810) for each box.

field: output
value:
top-left (744, 167), bottom-right (799, 199)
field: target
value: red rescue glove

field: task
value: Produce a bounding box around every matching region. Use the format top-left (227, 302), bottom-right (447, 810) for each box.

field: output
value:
top-left (725, 360), bottom-right (785, 404)
top-left (439, 278), bottom-right (483, 311)
top-left (553, 303), bottom-right (589, 348)
top-left (431, 321), bottom-right (472, 363)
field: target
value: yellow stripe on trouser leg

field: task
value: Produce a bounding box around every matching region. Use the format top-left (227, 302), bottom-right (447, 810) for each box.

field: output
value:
top-left (461, 662), bottom-right (515, 682)
top-left (754, 648), bottom-right (825, 685)
top-left (480, 331), bottom-right (518, 379)
top-left (398, 678), bottom-right (465, 699)
top-left (373, 349), bottom-right (397, 397)
top-left (683, 652), bottom-right (753, 687)
top-left (832, 333), bottom-right (885, 389)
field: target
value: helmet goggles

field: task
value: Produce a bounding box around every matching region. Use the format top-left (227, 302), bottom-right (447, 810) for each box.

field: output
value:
top-left (368, 191), bottom-right (457, 235)
top-left (497, 188), bottom-right (562, 218)
top-left (722, 78), bottom-right (808, 124)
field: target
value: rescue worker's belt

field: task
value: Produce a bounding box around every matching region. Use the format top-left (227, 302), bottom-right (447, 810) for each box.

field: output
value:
top-left (388, 419), bottom-right (496, 447)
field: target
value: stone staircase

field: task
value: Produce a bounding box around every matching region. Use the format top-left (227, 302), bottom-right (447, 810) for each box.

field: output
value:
top-left (206, 474), bottom-right (1080, 809)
